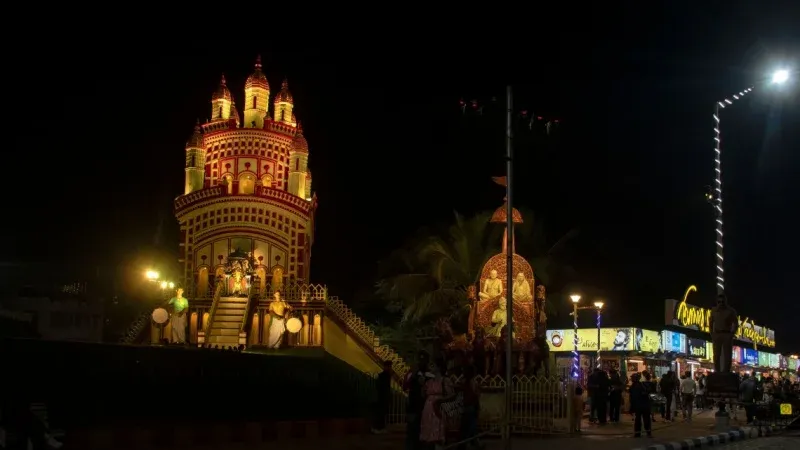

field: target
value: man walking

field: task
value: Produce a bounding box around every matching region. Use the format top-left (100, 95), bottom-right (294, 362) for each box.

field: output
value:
top-left (679, 371), bottom-right (696, 422)
top-left (659, 371), bottom-right (676, 421)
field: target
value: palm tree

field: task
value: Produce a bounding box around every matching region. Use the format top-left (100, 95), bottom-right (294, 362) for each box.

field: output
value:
top-left (376, 211), bottom-right (500, 327)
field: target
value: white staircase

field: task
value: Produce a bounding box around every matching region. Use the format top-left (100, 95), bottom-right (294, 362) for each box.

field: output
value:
top-left (206, 296), bottom-right (248, 345)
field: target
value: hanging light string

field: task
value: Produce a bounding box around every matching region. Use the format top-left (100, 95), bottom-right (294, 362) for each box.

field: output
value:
top-left (711, 87), bottom-right (753, 295)
top-left (572, 310), bottom-right (579, 379)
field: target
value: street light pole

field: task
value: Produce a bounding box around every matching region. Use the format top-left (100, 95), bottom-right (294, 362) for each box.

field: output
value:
top-left (709, 69), bottom-right (790, 296)
top-left (569, 295), bottom-right (581, 379)
top-left (594, 301), bottom-right (604, 367)
top-left (504, 85), bottom-right (514, 450)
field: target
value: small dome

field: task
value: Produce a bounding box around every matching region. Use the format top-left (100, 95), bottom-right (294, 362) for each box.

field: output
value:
top-left (292, 122), bottom-right (309, 153)
top-left (245, 55), bottom-right (270, 91)
top-left (274, 78), bottom-right (293, 103)
top-left (186, 121), bottom-right (203, 148)
top-left (212, 74), bottom-right (231, 101)
top-left (490, 203), bottom-right (523, 224)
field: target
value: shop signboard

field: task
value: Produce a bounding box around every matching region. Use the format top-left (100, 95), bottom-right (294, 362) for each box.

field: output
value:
top-left (768, 353), bottom-right (780, 369)
top-left (758, 351), bottom-right (771, 368)
top-left (546, 328), bottom-right (636, 352)
top-left (789, 358), bottom-right (798, 371)
top-left (687, 338), bottom-right (707, 359)
top-left (778, 355), bottom-right (787, 369)
top-left (664, 286), bottom-right (776, 347)
top-left (633, 329), bottom-right (661, 352)
top-left (732, 346), bottom-right (743, 364)
top-left (743, 348), bottom-right (758, 366)
top-left (661, 330), bottom-right (687, 353)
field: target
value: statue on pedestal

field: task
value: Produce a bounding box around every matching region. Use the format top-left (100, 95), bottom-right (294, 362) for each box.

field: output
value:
top-left (266, 291), bottom-right (292, 348)
top-left (168, 287), bottom-right (189, 344)
top-left (487, 297), bottom-right (514, 339)
top-left (710, 294), bottom-right (738, 373)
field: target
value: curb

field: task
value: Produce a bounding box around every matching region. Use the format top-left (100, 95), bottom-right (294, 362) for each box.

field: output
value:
top-left (631, 425), bottom-right (779, 450)
top-left (62, 418), bottom-right (370, 450)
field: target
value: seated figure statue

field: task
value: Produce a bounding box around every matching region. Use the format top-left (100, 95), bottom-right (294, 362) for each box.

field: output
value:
top-left (486, 297), bottom-right (515, 339)
top-left (512, 272), bottom-right (533, 303)
top-left (478, 269), bottom-right (503, 300)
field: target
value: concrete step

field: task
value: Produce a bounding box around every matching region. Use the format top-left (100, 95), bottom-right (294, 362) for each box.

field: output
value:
top-left (209, 328), bottom-right (240, 336)
top-left (218, 297), bottom-right (248, 303)
top-left (212, 321), bottom-right (241, 328)
top-left (213, 314), bottom-right (244, 322)
top-left (206, 335), bottom-right (239, 345)
top-left (216, 308), bottom-right (245, 316)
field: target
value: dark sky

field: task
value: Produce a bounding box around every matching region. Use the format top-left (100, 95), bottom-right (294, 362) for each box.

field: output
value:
top-left (7, 7), bottom-right (800, 350)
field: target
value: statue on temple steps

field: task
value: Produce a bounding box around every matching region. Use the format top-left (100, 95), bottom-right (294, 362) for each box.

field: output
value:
top-left (479, 270), bottom-right (503, 300)
top-left (710, 294), bottom-right (738, 373)
top-left (266, 291), bottom-right (292, 348)
top-left (168, 287), bottom-right (189, 344)
top-left (512, 272), bottom-right (532, 303)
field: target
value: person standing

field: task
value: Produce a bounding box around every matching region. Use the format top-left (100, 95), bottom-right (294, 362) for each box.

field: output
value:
top-left (739, 374), bottom-right (757, 424)
top-left (679, 371), bottom-right (696, 422)
top-left (659, 371), bottom-right (676, 421)
top-left (609, 368), bottom-right (623, 423)
top-left (591, 368), bottom-right (610, 425)
top-left (372, 360), bottom-right (393, 434)
top-left (167, 287), bottom-right (189, 344)
top-left (404, 351), bottom-right (430, 450)
top-left (458, 365), bottom-right (481, 449)
top-left (629, 373), bottom-right (652, 438)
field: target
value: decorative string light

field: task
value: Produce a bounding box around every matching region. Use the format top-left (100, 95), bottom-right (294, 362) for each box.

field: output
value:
top-left (596, 308), bottom-right (601, 367)
top-left (573, 311), bottom-right (579, 379)
top-left (711, 87), bottom-right (753, 295)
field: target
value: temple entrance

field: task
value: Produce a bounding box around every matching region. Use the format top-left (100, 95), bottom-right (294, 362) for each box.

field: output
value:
top-left (197, 267), bottom-right (209, 297)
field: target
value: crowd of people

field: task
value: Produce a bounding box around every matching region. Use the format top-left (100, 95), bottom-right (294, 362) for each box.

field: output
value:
top-left (577, 367), bottom-right (799, 437)
top-left (376, 352), bottom-right (800, 448)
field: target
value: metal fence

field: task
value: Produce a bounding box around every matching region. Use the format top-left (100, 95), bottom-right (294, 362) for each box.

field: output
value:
top-left (384, 374), bottom-right (571, 435)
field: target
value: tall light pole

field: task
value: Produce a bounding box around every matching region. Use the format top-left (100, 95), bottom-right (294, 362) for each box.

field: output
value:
top-left (708, 68), bottom-right (791, 296)
top-left (594, 301), bottom-right (604, 367)
top-left (504, 85), bottom-right (514, 450)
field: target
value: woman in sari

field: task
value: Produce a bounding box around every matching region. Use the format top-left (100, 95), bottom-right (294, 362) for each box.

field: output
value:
top-left (420, 359), bottom-right (457, 449)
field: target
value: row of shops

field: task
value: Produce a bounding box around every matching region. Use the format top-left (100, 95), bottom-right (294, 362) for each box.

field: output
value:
top-left (547, 327), bottom-right (799, 384)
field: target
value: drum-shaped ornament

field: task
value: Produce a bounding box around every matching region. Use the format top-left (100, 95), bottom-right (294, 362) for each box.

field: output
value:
top-left (286, 317), bottom-right (303, 333)
top-left (152, 308), bottom-right (169, 324)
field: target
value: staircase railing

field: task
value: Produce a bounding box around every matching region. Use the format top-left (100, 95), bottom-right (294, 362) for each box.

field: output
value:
top-left (199, 279), bottom-right (225, 345)
top-left (119, 311), bottom-right (151, 344)
top-left (326, 296), bottom-right (410, 381)
top-left (238, 284), bottom-right (255, 346)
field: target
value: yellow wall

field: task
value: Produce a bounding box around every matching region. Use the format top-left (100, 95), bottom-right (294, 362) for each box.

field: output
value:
top-left (323, 317), bottom-right (381, 375)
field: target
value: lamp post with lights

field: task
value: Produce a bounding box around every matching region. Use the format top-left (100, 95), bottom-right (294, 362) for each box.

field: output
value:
top-left (707, 69), bottom-right (791, 297)
top-left (569, 295), bottom-right (608, 378)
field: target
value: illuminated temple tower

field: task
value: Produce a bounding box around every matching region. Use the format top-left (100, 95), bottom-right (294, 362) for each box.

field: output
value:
top-left (175, 56), bottom-right (316, 297)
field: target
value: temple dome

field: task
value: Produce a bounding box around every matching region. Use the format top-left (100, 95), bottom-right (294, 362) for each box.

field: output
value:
top-left (244, 56), bottom-right (270, 90)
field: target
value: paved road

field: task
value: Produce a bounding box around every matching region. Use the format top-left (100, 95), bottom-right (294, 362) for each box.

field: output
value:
top-left (701, 436), bottom-right (800, 449)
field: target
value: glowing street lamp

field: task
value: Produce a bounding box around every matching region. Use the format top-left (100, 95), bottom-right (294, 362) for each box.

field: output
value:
top-left (709, 67), bottom-right (792, 297)
top-left (145, 270), bottom-right (160, 281)
top-left (772, 69), bottom-right (789, 85)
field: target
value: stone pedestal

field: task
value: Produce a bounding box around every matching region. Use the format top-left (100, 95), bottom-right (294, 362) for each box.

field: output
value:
top-left (705, 372), bottom-right (738, 432)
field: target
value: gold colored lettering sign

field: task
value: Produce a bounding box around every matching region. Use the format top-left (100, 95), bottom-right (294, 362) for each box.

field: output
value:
top-left (547, 328), bottom-right (635, 352)
top-left (673, 286), bottom-right (775, 348)
top-left (780, 404), bottom-right (792, 416)
top-left (690, 346), bottom-right (706, 358)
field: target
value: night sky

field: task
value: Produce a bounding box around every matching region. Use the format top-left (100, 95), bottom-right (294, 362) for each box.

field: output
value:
top-left (8, 8), bottom-right (800, 350)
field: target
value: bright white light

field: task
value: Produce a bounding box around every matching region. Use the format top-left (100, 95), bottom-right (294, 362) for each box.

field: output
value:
top-left (146, 270), bottom-right (160, 280)
top-left (772, 69), bottom-right (789, 84)
top-left (570, 294), bottom-right (581, 304)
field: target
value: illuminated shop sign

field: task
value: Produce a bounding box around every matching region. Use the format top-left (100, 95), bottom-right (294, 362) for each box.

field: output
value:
top-left (687, 338), bottom-right (707, 359)
top-left (546, 328), bottom-right (635, 352)
top-left (661, 330), bottom-right (686, 353)
top-left (665, 286), bottom-right (776, 348)
top-left (743, 348), bottom-right (758, 366)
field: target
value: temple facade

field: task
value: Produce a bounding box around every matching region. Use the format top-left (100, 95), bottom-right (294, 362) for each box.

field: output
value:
top-left (174, 56), bottom-right (316, 298)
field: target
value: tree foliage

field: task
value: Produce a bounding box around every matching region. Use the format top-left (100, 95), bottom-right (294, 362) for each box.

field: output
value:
top-left (375, 208), bottom-right (579, 332)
